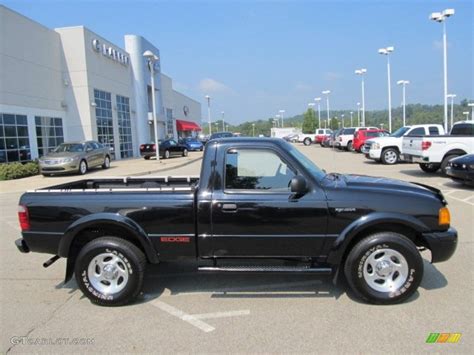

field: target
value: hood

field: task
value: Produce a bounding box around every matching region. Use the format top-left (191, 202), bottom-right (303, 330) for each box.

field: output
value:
top-left (451, 154), bottom-right (474, 164)
top-left (366, 136), bottom-right (399, 145)
top-left (335, 174), bottom-right (445, 203)
top-left (42, 151), bottom-right (81, 159)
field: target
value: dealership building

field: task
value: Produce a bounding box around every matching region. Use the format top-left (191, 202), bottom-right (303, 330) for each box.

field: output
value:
top-left (0, 5), bottom-right (202, 162)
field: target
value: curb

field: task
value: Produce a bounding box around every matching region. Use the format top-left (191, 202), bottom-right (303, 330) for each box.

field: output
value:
top-left (128, 156), bottom-right (203, 176)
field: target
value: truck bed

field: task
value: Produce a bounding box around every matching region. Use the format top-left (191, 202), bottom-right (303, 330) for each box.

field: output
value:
top-left (29, 176), bottom-right (200, 193)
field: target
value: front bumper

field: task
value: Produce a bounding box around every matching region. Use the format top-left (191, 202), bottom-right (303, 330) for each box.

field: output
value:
top-left (39, 160), bottom-right (79, 173)
top-left (422, 227), bottom-right (458, 263)
top-left (368, 148), bottom-right (382, 160)
top-left (15, 238), bottom-right (30, 253)
top-left (446, 167), bottom-right (474, 183)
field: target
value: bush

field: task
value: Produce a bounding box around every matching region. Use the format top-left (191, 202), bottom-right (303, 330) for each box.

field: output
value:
top-left (0, 161), bottom-right (39, 180)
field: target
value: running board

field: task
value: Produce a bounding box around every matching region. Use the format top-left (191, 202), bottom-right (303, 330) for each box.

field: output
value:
top-left (198, 266), bottom-right (332, 274)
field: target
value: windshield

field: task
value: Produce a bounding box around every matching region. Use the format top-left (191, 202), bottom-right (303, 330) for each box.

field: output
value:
top-left (390, 126), bottom-right (410, 137)
top-left (287, 144), bottom-right (326, 181)
top-left (53, 143), bottom-right (84, 153)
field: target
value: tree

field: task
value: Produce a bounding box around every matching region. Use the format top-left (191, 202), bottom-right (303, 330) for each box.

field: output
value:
top-left (329, 117), bottom-right (339, 130)
top-left (302, 108), bottom-right (317, 133)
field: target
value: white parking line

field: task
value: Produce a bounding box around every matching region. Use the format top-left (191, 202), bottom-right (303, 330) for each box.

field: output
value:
top-left (150, 299), bottom-right (250, 333)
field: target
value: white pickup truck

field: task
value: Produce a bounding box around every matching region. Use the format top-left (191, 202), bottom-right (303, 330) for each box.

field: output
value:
top-left (401, 121), bottom-right (474, 174)
top-left (363, 124), bottom-right (445, 164)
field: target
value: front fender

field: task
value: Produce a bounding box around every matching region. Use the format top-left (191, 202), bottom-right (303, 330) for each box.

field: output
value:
top-left (58, 213), bottom-right (159, 263)
top-left (326, 212), bottom-right (430, 265)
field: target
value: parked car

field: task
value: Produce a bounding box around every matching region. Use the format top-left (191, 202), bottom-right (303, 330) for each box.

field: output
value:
top-left (353, 129), bottom-right (389, 152)
top-left (16, 138), bottom-right (457, 306)
top-left (38, 141), bottom-right (111, 176)
top-left (297, 132), bottom-right (317, 146)
top-left (401, 121), bottom-right (474, 174)
top-left (209, 132), bottom-right (233, 140)
top-left (445, 154), bottom-right (474, 186)
top-left (315, 129), bottom-right (333, 145)
top-left (140, 139), bottom-right (188, 159)
top-left (179, 137), bottom-right (204, 151)
top-left (337, 127), bottom-right (378, 151)
top-left (322, 129), bottom-right (343, 148)
top-left (363, 124), bottom-right (445, 165)
top-left (282, 133), bottom-right (299, 143)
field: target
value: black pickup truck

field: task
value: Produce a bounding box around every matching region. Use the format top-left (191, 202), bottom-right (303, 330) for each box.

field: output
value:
top-left (16, 138), bottom-right (457, 306)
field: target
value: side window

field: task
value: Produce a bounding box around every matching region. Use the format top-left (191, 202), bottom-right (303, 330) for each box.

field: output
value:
top-left (428, 126), bottom-right (440, 135)
top-left (91, 142), bottom-right (100, 150)
top-left (169, 140), bottom-right (177, 146)
top-left (450, 124), bottom-right (474, 136)
top-left (225, 149), bottom-right (295, 191)
top-left (86, 143), bottom-right (94, 151)
top-left (407, 127), bottom-right (425, 136)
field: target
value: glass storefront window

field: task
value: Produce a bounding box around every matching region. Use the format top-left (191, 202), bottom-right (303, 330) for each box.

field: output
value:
top-left (166, 108), bottom-right (174, 137)
top-left (94, 89), bottom-right (114, 154)
top-left (116, 95), bottom-right (133, 158)
top-left (35, 116), bottom-right (64, 157)
top-left (0, 113), bottom-right (30, 163)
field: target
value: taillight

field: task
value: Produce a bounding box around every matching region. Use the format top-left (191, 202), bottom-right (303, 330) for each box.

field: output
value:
top-left (421, 141), bottom-right (432, 150)
top-left (152, 144), bottom-right (156, 150)
top-left (18, 205), bottom-right (30, 231)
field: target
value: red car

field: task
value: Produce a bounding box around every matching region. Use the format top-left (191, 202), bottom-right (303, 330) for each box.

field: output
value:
top-left (315, 129), bottom-right (333, 144)
top-left (353, 129), bottom-right (389, 152)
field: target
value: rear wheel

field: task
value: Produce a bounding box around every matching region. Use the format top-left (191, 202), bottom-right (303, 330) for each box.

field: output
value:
top-left (79, 160), bottom-right (88, 175)
top-left (347, 141), bottom-right (353, 152)
top-left (303, 138), bottom-right (312, 146)
top-left (182, 149), bottom-right (188, 157)
top-left (441, 154), bottom-right (459, 175)
top-left (164, 150), bottom-right (170, 159)
top-left (144, 156), bottom-right (150, 160)
top-left (381, 148), bottom-right (399, 165)
top-left (344, 232), bottom-right (423, 304)
top-left (419, 163), bottom-right (440, 173)
top-left (74, 237), bottom-right (146, 306)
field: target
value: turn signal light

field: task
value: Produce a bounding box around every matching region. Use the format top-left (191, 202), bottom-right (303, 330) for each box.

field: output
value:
top-left (439, 207), bottom-right (450, 226)
top-left (422, 141), bottom-right (432, 150)
top-left (18, 205), bottom-right (30, 231)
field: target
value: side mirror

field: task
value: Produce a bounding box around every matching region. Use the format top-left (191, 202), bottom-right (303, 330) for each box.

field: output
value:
top-left (290, 175), bottom-right (308, 195)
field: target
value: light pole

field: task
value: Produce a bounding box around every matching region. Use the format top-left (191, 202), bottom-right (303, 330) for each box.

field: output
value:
top-left (314, 97), bottom-right (322, 129)
top-left (252, 123), bottom-right (256, 137)
top-left (430, 8), bottom-right (455, 132)
top-left (357, 102), bottom-right (361, 126)
top-left (322, 90), bottom-right (331, 127)
top-left (350, 112), bottom-right (353, 127)
top-left (397, 80), bottom-right (410, 126)
top-left (468, 103), bottom-right (474, 120)
top-left (205, 95), bottom-right (212, 135)
top-left (378, 46), bottom-right (395, 132)
top-left (275, 114), bottom-right (280, 127)
top-left (221, 111), bottom-right (225, 131)
top-left (447, 94), bottom-right (456, 129)
top-left (355, 69), bottom-right (367, 126)
top-left (279, 110), bottom-right (285, 127)
top-left (341, 114), bottom-right (345, 128)
top-left (143, 50), bottom-right (160, 162)
top-left (462, 112), bottom-right (469, 120)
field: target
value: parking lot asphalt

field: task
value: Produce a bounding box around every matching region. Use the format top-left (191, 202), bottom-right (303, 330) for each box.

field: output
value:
top-left (1, 144), bottom-right (472, 353)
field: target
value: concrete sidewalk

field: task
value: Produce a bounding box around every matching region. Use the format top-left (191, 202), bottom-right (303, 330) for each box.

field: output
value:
top-left (0, 152), bottom-right (203, 193)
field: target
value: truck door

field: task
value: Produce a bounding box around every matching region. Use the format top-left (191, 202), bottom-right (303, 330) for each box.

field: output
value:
top-left (210, 147), bottom-right (328, 258)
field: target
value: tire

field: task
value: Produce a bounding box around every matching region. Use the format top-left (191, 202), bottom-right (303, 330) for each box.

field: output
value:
top-left (163, 150), bottom-right (170, 159)
top-left (74, 237), bottom-right (146, 306)
top-left (102, 156), bottom-right (110, 169)
top-left (182, 149), bottom-right (188, 157)
top-left (419, 163), bottom-right (440, 173)
top-left (381, 148), bottom-right (399, 165)
top-left (344, 232), bottom-right (423, 305)
top-left (441, 154), bottom-right (459, 175)
top-left (347, 141), bottom-right (353, 152)
top-left (303, 138), bottom-right (312, 146)
top-left (78, 160), bottom-right (88, 175)
top-left (200, 147), bottom-right (203, 151)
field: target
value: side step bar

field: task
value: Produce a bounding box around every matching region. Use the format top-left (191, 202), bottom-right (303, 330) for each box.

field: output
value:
top-left (198, 266), bottom-right (332, 274)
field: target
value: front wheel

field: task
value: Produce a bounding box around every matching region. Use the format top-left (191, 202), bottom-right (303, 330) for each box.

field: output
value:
top-left (344, 232), bottom-right (423, 305)
top-left (102, 156), bottom-right (110, 169)
top-left (419, 163), bottom-right (440, 173)
top-left (78, 160), bottom-right (88, 175)
top-left (74, 237), bottom-right (146, 306)
top-left (303, 138), bottom-right (312, 146)
top-left (381, 148), bottom-right (399, 165)
top-left (182, 149), bottom-right (188, 157)
top-left (163, 150), bottom-right (170, 159)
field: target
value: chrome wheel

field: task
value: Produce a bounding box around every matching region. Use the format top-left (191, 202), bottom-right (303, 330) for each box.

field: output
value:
top-left (87, 252), bottom-right (129, 295)
top-left (104, 156), bottom-right (110, 168)
top-left (363, 248), bottom-right (409, 293)
top-left (164, 150), bottom-right (170, 159)
top-left (79, 160), bottom-right (87, 174)
top-left (383, 150), bottom-right (398, 164)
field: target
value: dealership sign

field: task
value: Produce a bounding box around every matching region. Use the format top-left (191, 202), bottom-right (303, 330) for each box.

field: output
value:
top-left (92, 39), bottom-right (129, 66)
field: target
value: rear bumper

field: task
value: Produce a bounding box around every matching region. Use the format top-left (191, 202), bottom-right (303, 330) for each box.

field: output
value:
top-left (401, 153), bottom-right (426, 164)
top-left (15, 238), bottom-right (30, 253)
top-left (422, 227), bottom-right (458, 263)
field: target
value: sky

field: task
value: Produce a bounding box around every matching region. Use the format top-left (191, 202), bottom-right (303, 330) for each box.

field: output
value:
top-left (3, 0), bottom-right (473, 125)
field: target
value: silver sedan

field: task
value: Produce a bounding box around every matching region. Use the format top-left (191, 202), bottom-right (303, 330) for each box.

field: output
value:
top-left (39, 141), bottom-right (111, 176)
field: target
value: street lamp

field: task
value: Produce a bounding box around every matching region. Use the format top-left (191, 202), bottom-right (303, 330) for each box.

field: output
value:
top-left (221, 111), bottom-right (225, 131)
top-left (350, 112), bottom-right (353, 127)
top-left (397, 80), bottom-right (410, 126)
top-left (279, 110), bottom-right (285, 127)
top-left (314, 97), bottom-right (322, 128)
top-left (252, 123), bottom-right (256, 137)
top-left (378, 46), bottom-right (395, 132)
top-left (430, 8), bottom-right (455, 132)
top-left (205, 95), bottom-right (212, 135)
top-left (322, 90), bottom-right (331, 127)
top-left (354, 69), bottom-right (367, 126)
top-left (446, 94), bottom-right (456, 129)
top-left (356, 102), bottom-right (361, 126)
top-left (468, 103), bottom-right (474, 120)
top-left (143, 50), bottom-right (160, 162)
top-left (275, 114), bottom-right (280, 128)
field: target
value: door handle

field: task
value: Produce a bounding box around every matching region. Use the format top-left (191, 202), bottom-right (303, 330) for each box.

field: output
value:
top-left (221, 203), bottom-right (237, 212)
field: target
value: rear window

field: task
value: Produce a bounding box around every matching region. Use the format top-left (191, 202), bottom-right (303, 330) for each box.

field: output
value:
top-left (450, 123), bottom-right (474, 136)
top-left (428, 126), bottom-right (440, 135)
top-left (342, 128), bottom-right (356, 135)
top-left (407, 127), bottom-right (425, 136)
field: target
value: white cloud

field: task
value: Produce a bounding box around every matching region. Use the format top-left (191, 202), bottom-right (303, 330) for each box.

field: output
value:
top-left (198, 78), bottom-right (232, 93)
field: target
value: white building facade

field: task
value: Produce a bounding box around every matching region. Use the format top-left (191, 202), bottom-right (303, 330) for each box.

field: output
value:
top-left (0, 5), bottom-right (201, 162)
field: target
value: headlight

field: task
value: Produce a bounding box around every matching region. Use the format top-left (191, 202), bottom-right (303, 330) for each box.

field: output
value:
top-left (372, 143), bottom-right (380, 149)
top-left (57, 157), bottom-right (74, 164)
top-left (469, 164), bottom-right (474, 170)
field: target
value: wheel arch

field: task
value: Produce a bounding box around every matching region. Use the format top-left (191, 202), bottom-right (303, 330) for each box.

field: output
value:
top-left (442, 149), bottom-right (467, 161)
top-left (381, 145), bottom-right (400, 152)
